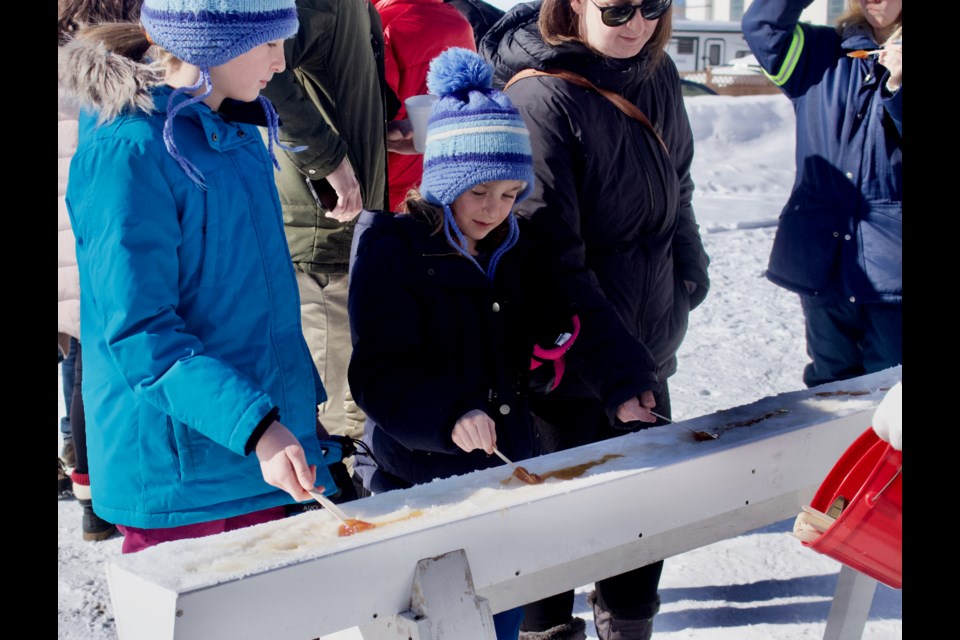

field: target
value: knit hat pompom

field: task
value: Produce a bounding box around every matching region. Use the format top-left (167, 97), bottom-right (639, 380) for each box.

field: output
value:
top-left (420, 47), bottom-right (534, 208)
top-left (426, 46), bottom-right (494, 96)
top-left (419, 47), bottom-right (534, 280)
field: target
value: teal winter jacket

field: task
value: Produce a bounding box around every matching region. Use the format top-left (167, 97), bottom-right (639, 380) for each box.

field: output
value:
top-left (65, 82), bottom-right (331, 529)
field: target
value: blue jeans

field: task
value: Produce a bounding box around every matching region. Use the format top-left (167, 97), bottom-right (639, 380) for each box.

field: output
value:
top-left (800, 295), bottom-right (902, 388)
top-left (60, 337), bottom-right (79, 441)
top-left (494, 607), bottom-right (524, 640)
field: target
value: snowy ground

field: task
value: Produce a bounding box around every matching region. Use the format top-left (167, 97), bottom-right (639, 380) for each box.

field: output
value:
top-left (57, 93), bottom-right (902, 639)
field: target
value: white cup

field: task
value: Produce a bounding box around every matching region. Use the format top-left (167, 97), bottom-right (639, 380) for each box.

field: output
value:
top-left (404, 94), bottom-right (439, 153)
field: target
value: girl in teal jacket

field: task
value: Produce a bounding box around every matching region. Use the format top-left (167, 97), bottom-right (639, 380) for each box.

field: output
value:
top-left (60, 0), bottom-right (338, 552)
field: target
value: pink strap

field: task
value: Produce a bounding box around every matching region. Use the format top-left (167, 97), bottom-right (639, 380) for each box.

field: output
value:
top-left (531, 314), bottom-right (581, 362)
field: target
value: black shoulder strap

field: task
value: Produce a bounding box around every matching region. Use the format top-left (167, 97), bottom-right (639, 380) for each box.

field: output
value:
top-left (504, 68), bottom-right (668, 156)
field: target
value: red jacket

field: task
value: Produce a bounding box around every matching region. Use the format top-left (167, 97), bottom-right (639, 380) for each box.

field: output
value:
top-left (375, 0), bottom-right (475, 211)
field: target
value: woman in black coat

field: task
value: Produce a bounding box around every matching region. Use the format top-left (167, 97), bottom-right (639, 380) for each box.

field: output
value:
top-left (481, 1), bottom-right (710, 638)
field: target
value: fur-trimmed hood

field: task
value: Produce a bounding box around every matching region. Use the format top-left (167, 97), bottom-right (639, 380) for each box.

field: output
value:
top-left (58, 36), bottom-right (164, 123)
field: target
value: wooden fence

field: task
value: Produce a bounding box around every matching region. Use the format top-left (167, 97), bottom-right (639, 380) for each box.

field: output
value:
top-left (682, 68), bottom-right (782, 96)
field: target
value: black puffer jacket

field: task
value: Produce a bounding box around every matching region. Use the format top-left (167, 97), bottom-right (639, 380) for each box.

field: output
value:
top-left (445, 0), bottom-right (504, 47)
top-left (480, 1), bottom-right (710, 384)
top-left (348, 211), bottom-right (658, 489)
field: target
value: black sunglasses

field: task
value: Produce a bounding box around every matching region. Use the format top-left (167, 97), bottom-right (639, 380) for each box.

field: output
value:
top-left (588, 0), bottom-right (672, 27)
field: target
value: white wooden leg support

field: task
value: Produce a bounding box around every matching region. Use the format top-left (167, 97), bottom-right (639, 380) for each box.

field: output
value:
top-left (360, 549), bottom-right (497, 640)
top-left (822, 565), bottom-right (878, 640)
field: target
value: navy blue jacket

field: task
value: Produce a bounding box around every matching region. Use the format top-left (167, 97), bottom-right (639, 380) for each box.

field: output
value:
top-left (743, 0), bottom-right (901, 303)
top-left (348, 211), bottom-right (658, 489)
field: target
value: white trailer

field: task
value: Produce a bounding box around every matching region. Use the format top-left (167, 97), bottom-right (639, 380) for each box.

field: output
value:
top-left (668, 19), bottom-right (754, 71)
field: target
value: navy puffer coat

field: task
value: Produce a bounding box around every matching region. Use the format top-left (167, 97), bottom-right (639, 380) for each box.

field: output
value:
top-left (743, 0), bottom-right (901, 303)
top-left (348, 211), bottom-right (658, 489)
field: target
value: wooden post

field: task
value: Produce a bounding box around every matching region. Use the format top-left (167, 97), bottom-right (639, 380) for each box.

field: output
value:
top-left (822, 565), bottom-right (879, 640)
top-left (359, 550), bottom-right (496, 640)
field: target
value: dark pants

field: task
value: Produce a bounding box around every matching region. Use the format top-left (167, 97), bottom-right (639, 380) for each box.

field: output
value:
top-left (70, 341), bottom-right (89, 475)
top-left (521, 387), bottom-right (670, 632)
top-left (60, 337), bottom-right (79, 441)
top-left (800, 295), bottom-right (902, 388)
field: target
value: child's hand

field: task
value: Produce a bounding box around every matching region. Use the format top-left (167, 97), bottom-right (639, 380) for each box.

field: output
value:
top-left (255, 421), bottom-right (319, 501)
top-left (452, 409), bottom-right (497, 454)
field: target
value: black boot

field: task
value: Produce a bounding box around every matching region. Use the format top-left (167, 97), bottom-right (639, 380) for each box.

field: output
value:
top-left (589, 591), bottom-right (657, 640)
top-left (78, 499), bottom-right (118, 542)
top-left (519, 617), bottom-right (586, 640)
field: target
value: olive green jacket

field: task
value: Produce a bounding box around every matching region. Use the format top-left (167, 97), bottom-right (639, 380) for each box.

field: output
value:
top-left (263, 0), bottom-right (389, 274)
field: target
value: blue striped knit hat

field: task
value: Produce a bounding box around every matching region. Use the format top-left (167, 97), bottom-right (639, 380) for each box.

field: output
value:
top-left (141, 0), bottom-right (301, 187)
top-left (420, 47), bottom-right (535, 280)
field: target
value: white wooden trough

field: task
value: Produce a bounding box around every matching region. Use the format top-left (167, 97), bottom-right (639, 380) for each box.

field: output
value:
top-left (105, 367), bottom-right (901, 640)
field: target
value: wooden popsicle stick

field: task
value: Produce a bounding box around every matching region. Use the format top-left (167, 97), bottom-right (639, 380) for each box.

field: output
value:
top-left (308, 489), bottom-right (350, 525)
top-left (492, 447), bottom-right (518, 470)
top-left (799, 505), bottom-right (835, 531)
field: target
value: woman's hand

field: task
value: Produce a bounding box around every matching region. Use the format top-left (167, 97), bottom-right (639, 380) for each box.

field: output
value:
top-left (452, 409), bottom-right (497, 454)
top-left (879, 43), bottom-right (902, 92)
top-left (255, 421), bottom-right (320, 502)
top-left (615, 390), bottom-right (657, 424)
top-left (387, 119), bottom-right (417, 155)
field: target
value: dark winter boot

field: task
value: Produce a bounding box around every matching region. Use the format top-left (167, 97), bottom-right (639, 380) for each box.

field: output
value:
top-left (79, 499), bottom-right (118, 542)
top-left (519, 617), bottom-right (586, 640)
top-left (58, 458), bottom-right (73, 499)
top-left (588, 591), bottom-right (657, 640)
top-left (72, 474), bottom-right (118, 542)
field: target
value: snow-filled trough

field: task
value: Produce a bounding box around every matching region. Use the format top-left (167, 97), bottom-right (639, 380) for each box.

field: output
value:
top-left (106, 367), bottom-right (901, 639)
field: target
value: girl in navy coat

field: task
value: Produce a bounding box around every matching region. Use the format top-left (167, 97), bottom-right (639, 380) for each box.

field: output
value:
top-left (743, 0), bottom-right (902, 388)
top-left (348, 48), bottom-right (660, 639)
